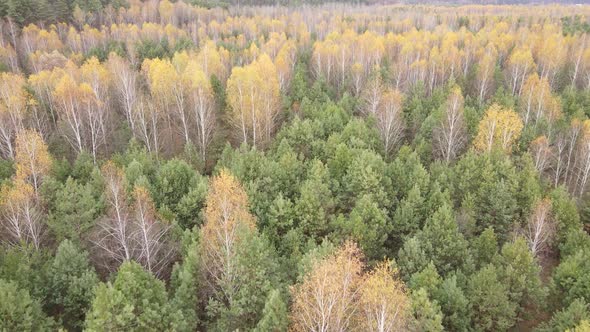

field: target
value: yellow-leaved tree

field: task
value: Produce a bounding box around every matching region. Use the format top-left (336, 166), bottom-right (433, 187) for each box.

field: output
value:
top-left (199, 169), bottom-right (256, 302)
top-left (473, 104), bottom-right (523, 153)
top-left (0, 72), bottom-right (27, 159)
top-left (14, 129), bottom-right (52, 195)
top-left (290, 241), bottom-right (411, 331)
top-left (227, 53), bottom-right (280, 149)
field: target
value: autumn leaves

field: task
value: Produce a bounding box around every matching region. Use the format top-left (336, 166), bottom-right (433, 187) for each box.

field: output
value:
top-left (290, 242), bottom-right (409, 332)
top-left (203, 170), bottom-right (411, 331)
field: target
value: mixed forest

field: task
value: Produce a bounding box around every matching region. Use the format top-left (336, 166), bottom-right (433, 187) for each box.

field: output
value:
top-left (2, 1), bottom-right (590, 331)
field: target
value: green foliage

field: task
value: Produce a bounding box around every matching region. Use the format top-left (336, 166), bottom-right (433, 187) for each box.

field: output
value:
top-left (48, 240), bottom-right (98, 331)
top-left (153, 159), bottom-right (207, 229)
top-left (0, 246), bottom-right (52, 305)
top-left (135, 39), bottom-right (170, 62)
top-left (410, 288), bottom-right (444, 332)
top-left (467, 264), bottom-right (517, 331)
top-left (0, 279), bottom-right (54, 331)
top-left (417, 203), bottom-right (470, 275)
top-left (495, 237), bottom-right (545, 313)
top-left (434, 275), bottom-right (471, 331)
top-left (170, 236), bottom-right (200, 331)
top-left (253, 289), bottom-right (289, 332)
top-left (551, 248), bottom-right (590, 308)
top-left (48, 177), bottom-right (103, 244)
top-left (537, 299), bottom-right (590, 332)
top-left (205, 232), bottom-right (281, 331)
top-left (85, 262), bottom-right (180, 331)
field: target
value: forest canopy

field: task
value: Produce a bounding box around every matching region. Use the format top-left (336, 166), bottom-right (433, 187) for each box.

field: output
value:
top-left (1, 1), bottom-right (590, 331)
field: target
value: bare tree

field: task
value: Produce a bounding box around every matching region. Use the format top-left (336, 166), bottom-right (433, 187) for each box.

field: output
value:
top-left (362, 72), bottom-right (383, 116)
top-left (376, 88), bottom-right (405, 156)
top-left (131, 186), bottom-right (175, 278)
top-left (523, 198), bottom-right (555, 257)
top-left (93, 163), bottom-right (133, 271)
top-left (529, 136), bottom-right (552, 174)
top-left (108, 53), bottom-right (138, 134)
top-left (0, 181), bottom-right (45, 250)
top-left (433, 87), bottom-right (467, 162)
top-left (93, 165), bottom-right (175, 277)
top-left (132, 95), bottom-right (161, 155)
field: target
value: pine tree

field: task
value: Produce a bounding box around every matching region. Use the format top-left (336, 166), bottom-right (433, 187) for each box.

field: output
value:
top-left (0, 279), bottom-right (54, 330)
top-left (85, 262), bottom-right (175, 331)
top-left (48, 240), bottom-right (98, 330)
top-left (467, 264), bottom-right (517, 331)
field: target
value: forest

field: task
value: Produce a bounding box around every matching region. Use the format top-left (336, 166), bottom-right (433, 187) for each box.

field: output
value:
top-left (1, 1), bottom-right (590, 331)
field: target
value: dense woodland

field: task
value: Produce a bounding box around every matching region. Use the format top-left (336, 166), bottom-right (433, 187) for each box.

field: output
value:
top-left (2, 1), bottom-right (590, 331)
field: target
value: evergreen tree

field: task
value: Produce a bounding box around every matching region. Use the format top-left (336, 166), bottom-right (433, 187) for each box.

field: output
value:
top-left (294, 160), bottom-right (334, 240)
top-left (48, 240), bottom-right (98, 331)
top-left (434, 275), bottom-right (471, 332)
top-left (537, 299), bottom-right (590, 332)
top-left (470, 227), bottom-right (499, 269)
top-left (253, 289), bottom-right (289, 332)
top-left (0, 279), bottom-right (54, 331)
top-left (85, 262), bottom-right (176, 331)
top-left (48, 177), bottom-right (103, 244)
top-left (397, 236), bottom-right (430, 281)
top-left (418, 203), bottom-right (470, 275)
top-left (410, 288), bottom-right (444, 332)
top-left (495, 237), bottom-right (545, 314)
top-left (390, 185), bottom-right (424, 249)
top-left (467, 264), bottom-right (517, 331)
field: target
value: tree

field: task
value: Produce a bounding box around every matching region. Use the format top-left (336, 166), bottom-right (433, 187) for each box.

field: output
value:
top-left (551, 248), bottom-right (590, 308)
top-left (334, 194), bottom-right (389, 261)
top-left (433, 86), bottom-right (467, 162)
top-left (93, 162), bottom-right (133, 271)
top-left (198, 169), bottom-right (279, 329)
top-left (132, 96), bottom-right (162, 154)
top-left (48, 177), bottom-right (102, 245)
top-left (506, 46), bottom-right (535, 96)
top-left (519, 73), bottom-right (561, 131)
top-left (130, 185), bottom-right (175, 278)
top-left (409, 288), bottom-right (444, 332)
top-left (294, 160), bottom-right (334, 241)
top-left (434, 275), bottom-right (471, 331)
top-left (523, 198), bottom-right (556, 257)
top-left (199, 168), bottom-right (255, 300)
top-left (530, 136), bottom-right (552, 174)
top-left (391, 185), bottom-right (424, 247)
top-left (14, 129), bottom-right (52, 195)
top-left (170, 237), bottom-right (200, 331)
top-left (143, 57), bottom-right (189, 146)
top-left (184, 60), bottom-right (215, 161)
top-left (496, 237), bottom-right (545, 315)
top-left (107, 53), bottom-right (138, 134)
top-left (85, 262), bottom-right (177, 331)
top-left (0, 179), bottom-right (45, 249)
top-left (473, 104), bottom-right (523, 153)
top-left (356, 261), bottom-right (410, 331)
top-left (0, 279), bottom-right (53, 331)
top-left (254, 289), bottom-right (289, 332)
top-left (80, 57), bottom-right (112, 161)
top-left (290, 241), bottom-right (363, 332)
top-left (374, 87), bottom-right (404, 156)
top-left (476, 44), bottom-right (497, 101)
top-left (227, 54), bottom-right (281, 148)
top-left (48, 240), bottom-right (99, 331)
top-left (467, 264), bottom-right (517, 332)
top-left (53, 72), bottom-right (97, 157)
top-left (0, 72), bottom-right (26, 159)
top-left (537, 299), bottom-right (589, 332)
top-left (417, 203), bottom-right (469, 275)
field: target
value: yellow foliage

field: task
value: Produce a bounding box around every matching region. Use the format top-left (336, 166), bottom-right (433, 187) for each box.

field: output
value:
top-left (473, 104), bottom-right (523, 153)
